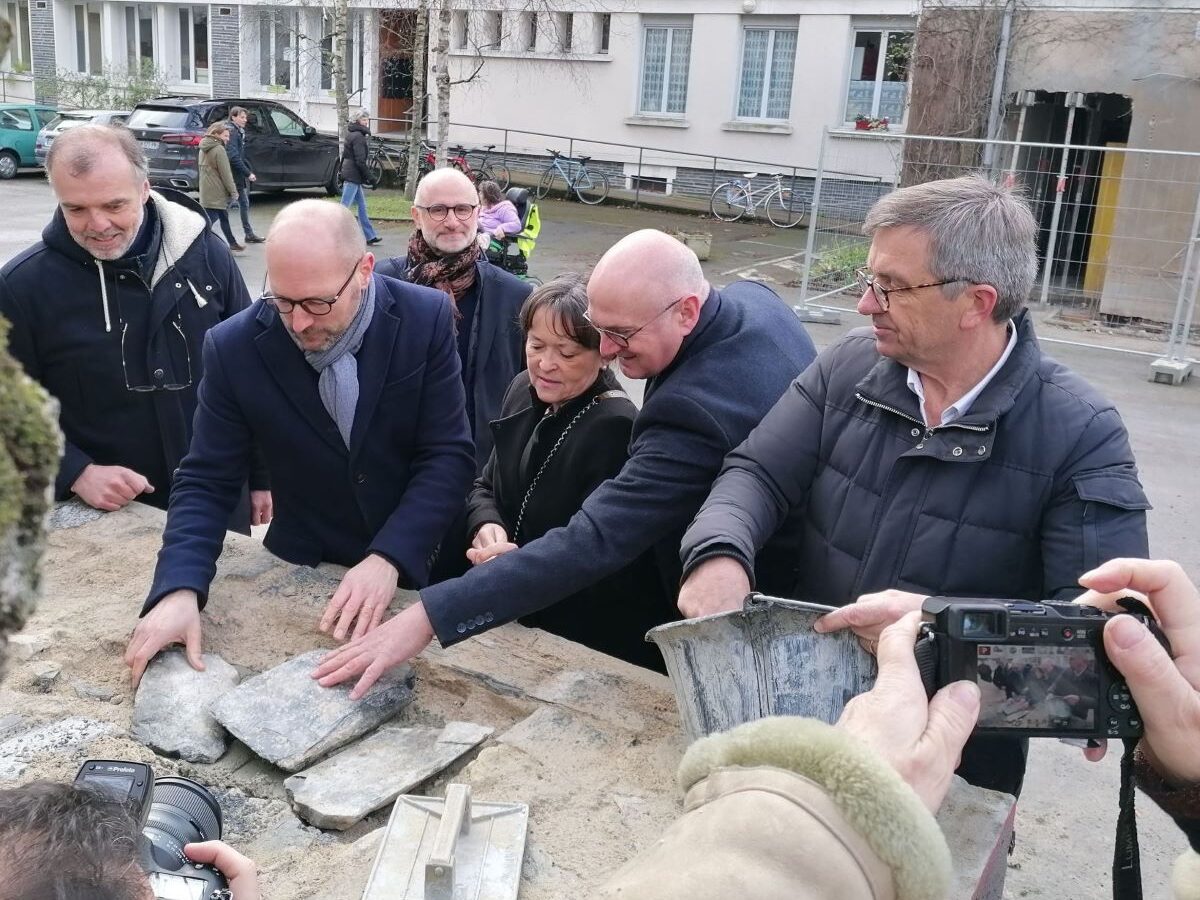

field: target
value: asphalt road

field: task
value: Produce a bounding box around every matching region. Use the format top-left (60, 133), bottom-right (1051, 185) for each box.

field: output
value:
top-left (3, 173), bottom-right (1198, 898)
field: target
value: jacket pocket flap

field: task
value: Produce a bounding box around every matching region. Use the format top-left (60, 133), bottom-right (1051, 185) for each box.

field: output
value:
top-left (1072, 471), bottom-right (1151, 511)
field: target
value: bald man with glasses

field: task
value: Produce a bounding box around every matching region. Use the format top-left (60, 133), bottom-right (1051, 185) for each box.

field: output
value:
top-left (126, 199), bottom-right (474, 688)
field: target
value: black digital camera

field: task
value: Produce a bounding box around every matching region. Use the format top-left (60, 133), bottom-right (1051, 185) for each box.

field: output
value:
top-left (913, 597), bottom-right (1166, 740)
top-left (74, 760), bottom-right (230, 900)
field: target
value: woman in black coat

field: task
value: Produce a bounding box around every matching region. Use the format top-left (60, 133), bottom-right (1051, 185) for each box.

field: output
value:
top-left (464, 275), bottom-right (666, 670)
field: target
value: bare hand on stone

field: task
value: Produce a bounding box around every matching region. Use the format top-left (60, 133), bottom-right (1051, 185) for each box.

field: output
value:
top-left (676, 556), bottom-right (750, 619)
top-left (250, 490), bottom-right (273, 526)
top-left (71, 464), bottom-right (154, 511)
top-left (125, 590), bottom-right (204, 690)
top-left (313, 602), bottom-right (434, 701)
top-left (319, 553), bottom-right (400, 642)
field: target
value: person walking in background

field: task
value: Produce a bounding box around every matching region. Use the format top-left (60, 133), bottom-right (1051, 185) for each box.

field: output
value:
top-left (197, 122), bottom-right (242, 252)
top-left (476, 180), bottom-right (521, 251)
top-left (341, 110), bottom-right (381, 246)
top-left (227, 106), bottom-right (265, 245)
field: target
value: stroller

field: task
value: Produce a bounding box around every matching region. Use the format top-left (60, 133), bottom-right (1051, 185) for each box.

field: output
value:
top-left (486, 187), bottom-right (541, 282)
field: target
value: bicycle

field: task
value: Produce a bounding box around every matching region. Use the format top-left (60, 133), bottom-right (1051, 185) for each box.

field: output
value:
top-left (361, 135), bottom-right (408, 189)
top-left (447, 144), bottom-right (511, 190)
top-left (709, 172), bottom-right (800, 228)
top-left (535, 149), bottom-right (610, 205)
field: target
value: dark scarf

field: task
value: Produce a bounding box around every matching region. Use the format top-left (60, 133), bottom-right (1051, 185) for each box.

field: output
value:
top-left (404, 230), bottom-right (481, 318)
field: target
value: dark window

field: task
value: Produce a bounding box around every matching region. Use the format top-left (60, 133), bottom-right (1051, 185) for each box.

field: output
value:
top-left (125, 108), bottom-right (191, 130)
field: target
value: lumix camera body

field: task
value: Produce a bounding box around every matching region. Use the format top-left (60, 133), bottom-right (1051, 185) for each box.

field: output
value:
top-left (74, 760), bottom-right (230, 900)
top-left (914, 597), bottom-right (1165, 740)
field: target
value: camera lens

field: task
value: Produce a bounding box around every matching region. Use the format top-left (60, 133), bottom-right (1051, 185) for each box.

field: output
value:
top-left (142, 776), bottom-right (223, 867)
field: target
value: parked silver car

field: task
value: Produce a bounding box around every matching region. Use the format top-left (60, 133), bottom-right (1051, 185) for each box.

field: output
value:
top-left (35, 110), bottom-right (130, 166)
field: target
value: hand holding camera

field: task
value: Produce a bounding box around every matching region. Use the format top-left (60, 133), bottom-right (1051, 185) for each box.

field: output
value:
top-left (1074, 558), bottom-right (1200, 784)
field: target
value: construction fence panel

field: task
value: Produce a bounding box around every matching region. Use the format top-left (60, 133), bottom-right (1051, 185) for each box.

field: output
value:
top-left (800, 130), bottom-right (1200, 372)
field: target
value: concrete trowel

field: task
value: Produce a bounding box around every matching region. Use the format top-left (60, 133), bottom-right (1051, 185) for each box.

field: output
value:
top-left (361, 783), bottom-right (528, 900)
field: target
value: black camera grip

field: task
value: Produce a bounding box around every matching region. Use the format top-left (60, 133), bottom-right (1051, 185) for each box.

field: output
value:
top-left (914, 631), bottom-right (938, 699)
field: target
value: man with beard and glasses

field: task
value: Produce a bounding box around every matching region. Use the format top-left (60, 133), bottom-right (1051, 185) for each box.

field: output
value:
top-left (0, 124), bottom-right (268, 527)
top-left (124, 199), bottom-right (473, 689)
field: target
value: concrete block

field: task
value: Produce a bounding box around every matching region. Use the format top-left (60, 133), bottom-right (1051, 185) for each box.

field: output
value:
top-left (8, 632), bottom-right (51, 660)
top-left (211, 649), bottom-right (416, 772)
top-left (131, 650), bottom-right (240, 763)
top-left (936, 775), bottom-right (1016, 900)
top-left (284, 721), bottom-right (493, 830)
top-left (0, 717), bottom-right (116, 781)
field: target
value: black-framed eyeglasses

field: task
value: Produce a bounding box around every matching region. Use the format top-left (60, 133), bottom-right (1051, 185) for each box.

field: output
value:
top-left (854, 268), bottom-right (971, 311)
top-left (122, 316), bottom-right (193, 392)
top-left (260, 260), bottom-right (361, 317)
top-left (583, 296), bottom-right (685, 350)
top-left (414, 203), bottom-right (478, 222)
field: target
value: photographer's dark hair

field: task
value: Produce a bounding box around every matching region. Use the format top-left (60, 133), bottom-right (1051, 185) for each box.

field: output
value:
top-left (518, 273), bottom-right (599, 351)
top-left (0, 782), bottom-right (147, 900)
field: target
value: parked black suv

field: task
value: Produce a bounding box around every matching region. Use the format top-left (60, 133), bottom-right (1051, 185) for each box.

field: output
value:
top-left (126, 97), bottom-right (340, 195)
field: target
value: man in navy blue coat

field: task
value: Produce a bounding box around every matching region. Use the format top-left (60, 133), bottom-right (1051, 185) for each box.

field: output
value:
top-left (125, 200), bottom-right (475, 687)
top-left (314, 229), bottom-right (818, 696)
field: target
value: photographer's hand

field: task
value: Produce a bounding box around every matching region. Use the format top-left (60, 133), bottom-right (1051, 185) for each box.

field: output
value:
top-left (1075, 558), bottom-right (1200, 784)
top-left (183, 841), bottom-right (260, 900)
top-left (836, 611), bottom-right (981, 812)
top-left (125, 590), bottom-right (204, 690)
top-left (814, 589), bottom-right (928, 652)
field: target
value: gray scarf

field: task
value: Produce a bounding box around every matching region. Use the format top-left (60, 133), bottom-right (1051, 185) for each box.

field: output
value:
top-left (304, 275), bottom-right (376, 447)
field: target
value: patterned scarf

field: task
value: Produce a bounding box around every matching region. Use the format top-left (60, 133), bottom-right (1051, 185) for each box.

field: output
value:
top-left (404, 230), bottom-right (481, 319)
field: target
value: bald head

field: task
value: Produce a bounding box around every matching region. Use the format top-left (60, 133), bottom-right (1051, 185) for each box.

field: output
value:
top-left (46, 124), bottom-right (147, 185)
top-left (268, 199), bottom-right (366, 267)
top-left (414, 167), bottom-right (478, 207)
top-left (590, 229), bottom-right (708, 312)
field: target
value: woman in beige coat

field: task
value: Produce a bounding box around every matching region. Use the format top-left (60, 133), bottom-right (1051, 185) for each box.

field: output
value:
top-left (198, 121), bottom-right (242, 252)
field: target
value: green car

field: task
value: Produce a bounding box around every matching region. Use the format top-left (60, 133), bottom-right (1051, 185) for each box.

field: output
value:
top-left (0, 103), bottom-right (58, 179)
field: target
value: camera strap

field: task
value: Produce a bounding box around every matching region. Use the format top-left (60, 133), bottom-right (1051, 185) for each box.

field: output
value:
top-left (1112, 737), bottom-right (1142, 900)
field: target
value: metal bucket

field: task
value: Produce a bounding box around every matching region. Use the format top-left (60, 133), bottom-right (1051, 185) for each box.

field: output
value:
top-left (646, 594), bottom-right (878, 741)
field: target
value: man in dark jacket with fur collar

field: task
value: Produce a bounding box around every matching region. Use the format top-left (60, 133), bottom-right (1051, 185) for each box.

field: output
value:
top-left (677, 175), bottom-right (1151, 797)
top-left (0, 124), bottom-right (267, 523)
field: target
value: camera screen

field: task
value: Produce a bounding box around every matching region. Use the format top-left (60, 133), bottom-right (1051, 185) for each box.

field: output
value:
top-left (84, 773), bottom-right (135, 803)
top-left (148, 872), bottom-right (211, 900)
top-left (974, 644), bottom-right (1098, 731)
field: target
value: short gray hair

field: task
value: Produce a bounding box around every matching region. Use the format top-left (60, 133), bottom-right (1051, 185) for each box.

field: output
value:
top-left (863, 175), bottom-right (1038, 321)
top-left (46, 124), bottom-right (148, 184)
top-left (353, 108), bottom-right (371, 123)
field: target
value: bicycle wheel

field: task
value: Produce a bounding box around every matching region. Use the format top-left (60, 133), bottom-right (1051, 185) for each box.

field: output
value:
top-left (574, 169), bottom-right (610, 205)
top-left (483, 163), bottom-right (511, 191)
top-left (766, 187), bottom-right (800, 228)
top-left (364, 156), bottom-right (384, 189)
top-left (536, 167), bottom-right (558, 200)
top-left (710, 182), bottom-right (748, 222)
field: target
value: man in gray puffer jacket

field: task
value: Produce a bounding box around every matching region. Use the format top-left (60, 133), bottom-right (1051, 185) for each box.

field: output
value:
top-left (677, 175), bottom-right (1150, 797)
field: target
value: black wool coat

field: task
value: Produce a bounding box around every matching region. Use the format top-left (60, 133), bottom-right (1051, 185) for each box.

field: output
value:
top-left (465, 368), bottom-right (665, 670)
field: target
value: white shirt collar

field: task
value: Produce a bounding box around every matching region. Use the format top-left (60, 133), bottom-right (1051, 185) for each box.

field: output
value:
top-left (907, 322), bottom-right (1017, 427)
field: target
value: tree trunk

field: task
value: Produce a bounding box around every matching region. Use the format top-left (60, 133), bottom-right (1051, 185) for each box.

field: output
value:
top-left (332, 0), bottom-right (349, 153)
top-left (434, 0), bottom-right (451, 167)
top-left (404, 3), bottom-right (429, 199)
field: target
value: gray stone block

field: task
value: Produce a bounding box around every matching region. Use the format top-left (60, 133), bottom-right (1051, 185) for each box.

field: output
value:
top-left (284, 721), bottom-right (492, 830)
top-left (131, 651), bottom-right (240, 763)
top-left (72, 680), bottom-right (117, 702)
top-left (211, 649), bottom-right (416, 772)
top-left (937, 775), bottom-right (1016, 900)
top-left (31, 659), bottom-right (62, 692)
top-left (0, 717), bottom-right (116, 781)
top-left (47, 500), bottom-right (105, 530)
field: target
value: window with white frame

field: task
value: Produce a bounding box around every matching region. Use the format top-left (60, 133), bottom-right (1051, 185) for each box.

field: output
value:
top-left (452, 10), bottom-right (468, 49)
top-left (638, 20), bottom-right (691, 116)
top-left (736, 26), bottom-right (797, 120)
top-left (844, 27), bottom-right (913, 123)
top-left (483, 11), bottom-right (502, 49)
top-left (555, 12), bottom-right (572, 52)
top-left (124, 4), bottom-right (155, 74)
top-left (2, 0), bottom-right (33, 71)
top-left (178, 6), bottom-right (208, 84)
top-left (321, 11), bottom-right (365, 93)
top-left (73, 3), bottom-right (103, 75)
top-left (523, 11), bottom-right (537, 51)
top-left (595, 13), bottom-right (610, 54)
top-left (258, 8), bottom-right (297, 89)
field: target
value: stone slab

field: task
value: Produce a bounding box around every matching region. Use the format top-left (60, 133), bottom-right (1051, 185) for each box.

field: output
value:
top-left (30, 659), bottom-right (61, 692)
top-left (936, 775), bottom-right (1017, 900)
top-left (211, 649), bottom-right (416, 772)
top-left (284, 720), bottom-right (493, 830)
top-left (131, 650), bottom-right (240, 763)
top-left (0, 717), bottom-right (117, 781)
top-left (72, 679), bottom-right (117, 702)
